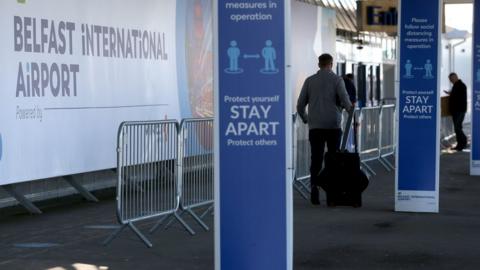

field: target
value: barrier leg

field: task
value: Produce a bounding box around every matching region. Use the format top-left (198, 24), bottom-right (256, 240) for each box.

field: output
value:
top-left (128, 222), bottom-right (153, 248)
top-left (161, 211), bottom-right (196, 235)
top-left (200, 204), bottom-right (214, 219)
top-left (361, 166), bottom-right (374, 179)
top-left (103, 224), bottom-right (127, 246)
top-left (361, 162), bottom-right (376, 176)
top-left (164, 211), bottom-right (182, 230)
top-left (149, 214), bottom-right (170, 234)
top-left (380, 156), bottom-right (395, 170)
top-left (299, 178), bottom-right (311, 191)
top-left (103, 223), bottom-right (153, 248)
top-left (378, 158), bottom-right (392, 172)
top-left (174, 212), bottom-right (196, 236)
top-left (293, 182), bottom-right (309, 200)
top-left (186, 208), bottom-right (209, 231)
top-left (293, 175), bottom-right (311, 201)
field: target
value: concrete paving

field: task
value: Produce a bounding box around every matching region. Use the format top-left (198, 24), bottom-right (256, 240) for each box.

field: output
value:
top-left (0, 152), bottom-right (479, 270)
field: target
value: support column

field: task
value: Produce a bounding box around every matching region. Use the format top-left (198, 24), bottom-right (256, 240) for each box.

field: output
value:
top-left (471, 0), bottom-right (480, 175)
top-left (214, 0), bottom-right (292, 269)
top-left (395, 0), bottom-right (441, 212)
top-left (63, 176), bottom-right (99, 202)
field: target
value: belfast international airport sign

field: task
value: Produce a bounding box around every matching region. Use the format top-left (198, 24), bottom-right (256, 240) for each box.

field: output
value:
top-left (396, 0), bottom-right (441, 212)
top-left (0, 0), bottom-right (216, 185)
top-left (471, 0), bottom-right (480, 175)
top-left (214, 0), bottom-right (292, 269)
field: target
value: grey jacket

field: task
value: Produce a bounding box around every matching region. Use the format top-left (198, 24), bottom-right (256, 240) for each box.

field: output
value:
top-left (296, 69), bottom-right (352, 129)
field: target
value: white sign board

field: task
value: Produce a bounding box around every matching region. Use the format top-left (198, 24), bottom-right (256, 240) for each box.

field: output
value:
top-left (0, 0), bottom-right (182, 184)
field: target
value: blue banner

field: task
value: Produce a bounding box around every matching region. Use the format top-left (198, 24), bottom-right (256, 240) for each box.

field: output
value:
top-left (472, 0), bottom-right (480, 175)
top-left (216, 0), bottom-right (289, 269)
top-left (396, 0), bottom-right (440, 212)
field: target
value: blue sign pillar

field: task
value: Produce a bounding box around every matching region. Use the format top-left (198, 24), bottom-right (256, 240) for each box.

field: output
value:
top-left (396, 0), bottom-right (441, 212)
top-left (471, 0), bottom-right (480, 175)
top-left (214, 1), bottom-right (292, 269)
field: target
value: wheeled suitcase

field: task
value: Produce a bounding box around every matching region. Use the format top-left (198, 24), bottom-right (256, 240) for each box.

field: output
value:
top-left (318, 110), bottom-right (369, 207)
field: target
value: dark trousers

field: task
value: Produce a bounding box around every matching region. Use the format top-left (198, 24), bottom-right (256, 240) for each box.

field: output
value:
top-left (309, 129), bottom-right (342, 187)
top-left (452, 112), bottom-right (467, 148)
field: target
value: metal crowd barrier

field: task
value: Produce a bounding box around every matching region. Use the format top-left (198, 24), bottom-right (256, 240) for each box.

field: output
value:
top-left (340, 108), bottom-right (361, 152)
top-left (292, 114), bottom-right (311, 200)
top-left (104, 120), bottom-right (192, 248)
top-left (379, 105), bottom-right (396, 170)
top-left (440, 116), bottom-right (456, 149)
top-left (357, 106), bottom-right (382, 176)
top-left (163, 118), bottom-right (214, 232)
top-left (106, 107), bottom-right (398, 242)
top-left (292, 105), bottom-right (397, 201)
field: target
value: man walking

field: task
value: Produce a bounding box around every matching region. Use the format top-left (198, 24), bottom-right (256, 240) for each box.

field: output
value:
top-left (297, 54), bottom-right (353, 205)
top-left (444, 72), bottom-right (468, 151)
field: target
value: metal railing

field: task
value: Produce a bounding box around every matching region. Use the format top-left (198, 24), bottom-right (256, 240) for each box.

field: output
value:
top-left (357, 106), bottom-right (382, 176)
top-left (292, 114), bottom-right (311, 200)
top-left (104, 118), bottom-right (216, 247)
top-left (340, 108), bottom-right (361, 153)
top-left (292, 104), bottom-right (397, 200)
top-left (105, 107), bottom-right (398, 243)
top-left (175, 118), bottom-right (214, 231)
top-left (440, 116), bottom-right (456, 149)
top-left (104, 120), bottom-right (192, 248)
top-left (379, 105), bottom-right (396, 170)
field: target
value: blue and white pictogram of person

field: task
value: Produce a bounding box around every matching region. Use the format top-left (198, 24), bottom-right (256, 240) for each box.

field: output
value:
top-left (424, 59), bottom-right (434, 79)
top-left (404, 59), bottom-right (413, 78)
top-left (225, 40), bottom-right (243, 74)
top-left (260, 40), bottom-right (279, 74)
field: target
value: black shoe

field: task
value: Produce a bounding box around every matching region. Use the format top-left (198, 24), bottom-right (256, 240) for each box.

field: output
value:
top-left (310, 186), bottom-right (320, 205)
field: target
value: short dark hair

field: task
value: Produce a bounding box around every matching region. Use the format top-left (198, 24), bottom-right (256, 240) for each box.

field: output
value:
top-left (449, 72), bottom-right (457, 78)
top-left (318, 54), bottom-right (333, 68)
top-left (345, 73), bottom-right (354, 80)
